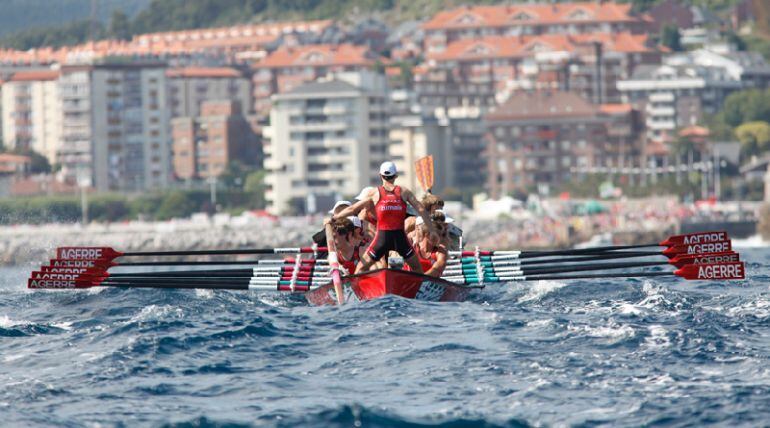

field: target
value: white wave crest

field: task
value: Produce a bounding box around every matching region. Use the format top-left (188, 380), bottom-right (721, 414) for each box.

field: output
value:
top-left (518, 280), bottom-right (568, 303)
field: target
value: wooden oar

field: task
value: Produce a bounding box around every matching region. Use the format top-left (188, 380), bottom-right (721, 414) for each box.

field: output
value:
top-left (415, 155), bottom-right (434, 194)
top-left (324, 223), bottom-right (345, 305)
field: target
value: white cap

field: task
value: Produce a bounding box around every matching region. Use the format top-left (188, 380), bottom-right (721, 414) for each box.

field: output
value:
top-left (435, 209), bottom-right (455, 224)
top-left (347, 216), bottom-right (362, 229)
top-left (416, 216), bottom-right (425, 226)
top-left (379, 161), bottom-right (397, 177)
top-left (354, 186), bottom-right (374, 201)
top-left (328, 200), bottom-right (351, 214)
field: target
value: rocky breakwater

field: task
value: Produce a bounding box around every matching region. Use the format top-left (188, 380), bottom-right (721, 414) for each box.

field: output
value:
top-left (0, 214), bottom-right (319, 266)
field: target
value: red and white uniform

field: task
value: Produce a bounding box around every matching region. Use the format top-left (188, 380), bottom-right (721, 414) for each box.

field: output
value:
top-left (367, 186), bottom-right (414, 260)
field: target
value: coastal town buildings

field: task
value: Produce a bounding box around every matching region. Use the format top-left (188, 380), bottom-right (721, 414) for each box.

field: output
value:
top-left (0, 70), bottom-right (62, 164)
top-left (617, 48), bottom-right (770, 140)
top-left (484, 90), bottom-right (642, 198)
top-left (172, 100), bottom-right (260, 180)
top-left (388, 113), bottom-right (453, 194)
top-left (263, 71), bottom-right (389, 214)
top-left (167, 67), bottom-right (253, 118)
top-left (421, 2), bottom-right (650, 55)
top-left (58, 62), bottom-right (172, 192)
top-left (251, 44), bottom-right (380, 116)
top-left (423, 32), bottom-right (661, 105)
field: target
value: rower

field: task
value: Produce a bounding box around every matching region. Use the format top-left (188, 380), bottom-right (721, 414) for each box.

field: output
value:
top-left (329, 216), bottom-right (362, 275)
top-left (405, 193), bottom-right (444, 235)
top-left (407, 214), bottom-right (448, 277)
top-left (312, 200), bottom-right (352, 248)
top-left (333, 161), bottom-right (437, 274)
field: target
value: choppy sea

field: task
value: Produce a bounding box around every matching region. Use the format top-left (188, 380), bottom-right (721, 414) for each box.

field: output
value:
top-left (1, 245), bottom-right (769, 427)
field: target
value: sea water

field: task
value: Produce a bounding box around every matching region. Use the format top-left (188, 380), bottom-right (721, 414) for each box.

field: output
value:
top-left (1, 248), bottom-right (769, 426)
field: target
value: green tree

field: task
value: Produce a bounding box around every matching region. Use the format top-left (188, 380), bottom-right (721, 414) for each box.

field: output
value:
top-left (155, 191), bottom-right (198, 220)
top-left (735, 121), bottom-right (770, 158)
top-left (661, 25), bottom-right (682, 52)
top-left (109, 10), bottom-right (132, 40)
top-left (244, 170), bottom-right (267, 209)
top-left (219, 160), bottom-right (253, 189)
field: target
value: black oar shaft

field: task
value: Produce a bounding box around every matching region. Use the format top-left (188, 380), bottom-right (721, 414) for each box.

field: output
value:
top-left (123, 248), bottom-right (288, 257)
top-left (102, 281), bottom-right (250, 290)
top-left (520, 261), bottom-right (668, 275)
top-left (525, 271), bottom-right (673, 280)
top-left (519, 251), bottom-right (661, 266)
top-left (520, 244), bottom-right (658, 258)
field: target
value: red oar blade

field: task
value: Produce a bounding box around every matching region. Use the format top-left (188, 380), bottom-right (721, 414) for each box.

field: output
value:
top-left (27, 277), bottom-right (99, 289)
top-left (662, 240), bottom-right (732, 258)
top-left (669, 251), bottom-right (740, 269)
top-left (48, 258), bottom-right (115, 269)
top-left (56, 247), bottom-right (123, 262)
top-left (660, 231), bottom-right (729, 247)
top-left (675, 262), bottom-right (745, 281)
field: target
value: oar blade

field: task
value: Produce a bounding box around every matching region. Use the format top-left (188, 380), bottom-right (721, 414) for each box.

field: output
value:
top-left (660, 231), bottom-right (729, 247)
top-left (56, 247), bottom-right (123, 262)
top-left (662, 240), bottom-right (732, 258)
top-left (669, 251), bottom-right (740, 269)
top-left (675, 262), bottom-right (746, 281)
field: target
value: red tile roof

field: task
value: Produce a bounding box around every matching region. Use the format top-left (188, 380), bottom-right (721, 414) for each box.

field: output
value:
top-left (0, 20), bottom-right (333, 66)
top-left (428, 32), bottom-right (653, 62)
top-left (679, 125), bottom-right (710, 137)
top-left (423, 2), bottom-right (638, 30)
top-left (600, 103), bottom-right (633, 115)
top-left (252, 44), bottom-right (376, 69)
top-left (9, 70), bottom-right (60, 82)
top-left (166, 67), bottom-right (243, 79)
top-left (486, 91), bottom-right (598, 121)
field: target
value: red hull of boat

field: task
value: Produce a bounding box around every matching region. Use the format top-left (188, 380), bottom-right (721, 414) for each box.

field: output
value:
top-left (304, 268), bottom-right (480, 306)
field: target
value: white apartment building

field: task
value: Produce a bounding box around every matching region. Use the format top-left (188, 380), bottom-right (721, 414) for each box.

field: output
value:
top-left (389, 114), bottom-right (453, 196)
top-left (617, 48), bottom-right (770, 141)
top-left (59, 63), bottom-right (172, 192)
top-left (1, 70), bottom-right (62, 164)
top-left (264, 71), bottom-right (389, 214)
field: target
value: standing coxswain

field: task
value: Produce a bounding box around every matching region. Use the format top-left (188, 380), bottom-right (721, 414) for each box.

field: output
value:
top-left (333, 161), bottom-right (437, 274)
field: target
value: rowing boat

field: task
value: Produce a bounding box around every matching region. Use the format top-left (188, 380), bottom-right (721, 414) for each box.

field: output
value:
top-left (26, 231), bottom-right (747, 303)
top-left (304, 268), bottom-right (482, 306)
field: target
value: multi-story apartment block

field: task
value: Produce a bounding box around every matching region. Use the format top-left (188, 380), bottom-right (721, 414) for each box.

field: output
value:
top-left (251, 44), bottom-right (379, 116)
top-left (167, 67), bottom-right (252, 117)
top-left (58, 63), bottom-right (171, 192)
top-left (617, 48), bottom-right (769, 140)
top-left (172, 100), bottom-right (260, 180)
top-left (264, 71), bottom-right (389, 214)
top-left (1, 70), bottom-right (62, 163)
top-left (484, 90), bottom-right (642, 197)
top-left (414, 67), bottom-right (496, 116)
top-left (422, 2), bottom-right (650, 55)
top-left (424, 32), bottom-right (660, 105)
top-left (388, 114), bottom-right (453, 195)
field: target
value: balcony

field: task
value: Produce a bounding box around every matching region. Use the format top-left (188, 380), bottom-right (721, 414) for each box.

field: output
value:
top-left (649, 92), bottom-right (675, 102)
top-left (290, 121), bottom-right (347, 132)
top-left (647, 120), bottom-right (676, 130)
top-left (645, 105), bottom-right (675, 117)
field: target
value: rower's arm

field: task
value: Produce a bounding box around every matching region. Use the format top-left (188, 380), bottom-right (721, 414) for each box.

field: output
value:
top-left (426, 247), bottom-right (448, 277)
top-left (402, 189), bottom-right (436, 235)
top-left (333, 198), bottom-right (372, 220)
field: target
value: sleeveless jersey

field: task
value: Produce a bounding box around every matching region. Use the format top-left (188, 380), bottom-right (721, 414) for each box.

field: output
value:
top-left (375, 186), bottom-right (407, 231)
top-left (406, 245), bottom-right (438, 273)
top-left (339, 245), bottom-right (359, 274)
